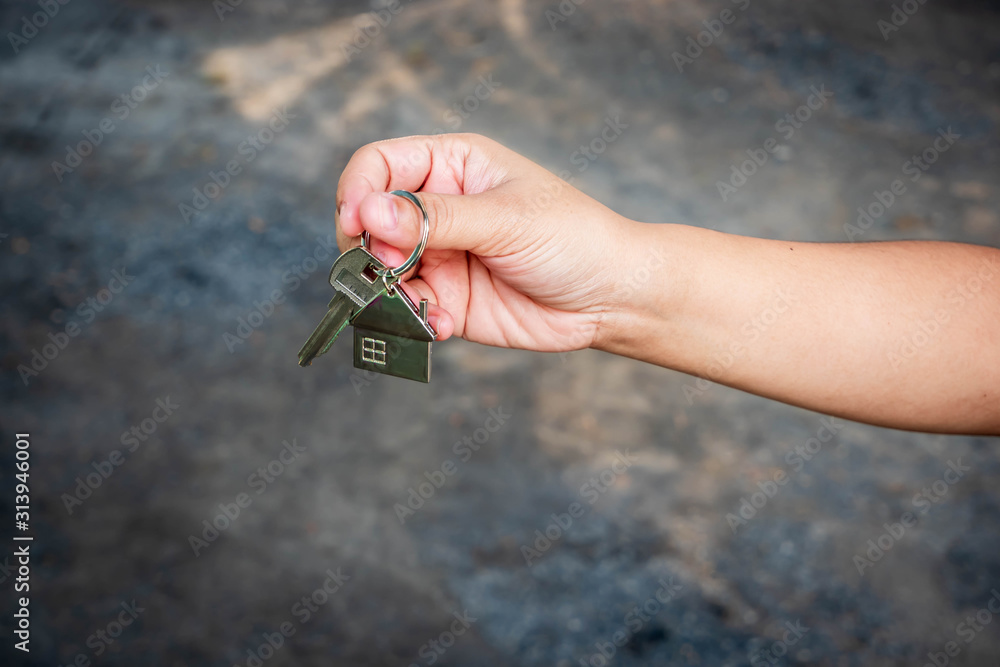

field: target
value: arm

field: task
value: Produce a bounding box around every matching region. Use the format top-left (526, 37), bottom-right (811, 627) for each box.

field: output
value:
top-left (336, 134), bottom-right (1000, 435)
top-left (599, 223), bottom-right (1000, 434)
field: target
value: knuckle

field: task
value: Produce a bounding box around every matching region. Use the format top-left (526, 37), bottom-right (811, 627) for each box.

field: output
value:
top-left (452, 132), bottom-right (493, 156)
top-left (451, 132), bottom-right (481, 145)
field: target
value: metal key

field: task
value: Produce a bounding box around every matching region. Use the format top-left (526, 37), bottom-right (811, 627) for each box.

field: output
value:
top-left (297, 247), bottom-right (388, 366)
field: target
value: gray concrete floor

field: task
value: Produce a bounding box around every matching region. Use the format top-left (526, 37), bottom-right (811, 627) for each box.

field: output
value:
top-left (2, 0), bottom-right (1000, 665)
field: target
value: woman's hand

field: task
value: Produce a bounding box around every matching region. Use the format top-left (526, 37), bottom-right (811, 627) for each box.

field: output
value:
top-left (336, 133), bottom-right (640, 352)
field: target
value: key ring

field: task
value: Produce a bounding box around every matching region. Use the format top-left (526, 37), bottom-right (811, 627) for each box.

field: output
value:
top-left (361, 190), bottom-right (430, 288)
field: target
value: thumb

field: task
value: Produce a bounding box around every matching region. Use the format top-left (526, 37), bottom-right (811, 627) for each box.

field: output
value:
top-left (357, 190), bottom-right (507, 256)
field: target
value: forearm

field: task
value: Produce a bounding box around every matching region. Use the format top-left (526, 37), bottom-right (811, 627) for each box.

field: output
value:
top-left (598, 221), bottom-right (1000, 434)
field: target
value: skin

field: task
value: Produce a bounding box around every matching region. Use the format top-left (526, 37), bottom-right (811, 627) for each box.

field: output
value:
top-left (336, 134), bottom-right (1000, 435)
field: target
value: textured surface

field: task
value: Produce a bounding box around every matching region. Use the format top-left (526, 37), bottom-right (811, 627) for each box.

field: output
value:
top-left (1, 0), bottom-right (1000, 665)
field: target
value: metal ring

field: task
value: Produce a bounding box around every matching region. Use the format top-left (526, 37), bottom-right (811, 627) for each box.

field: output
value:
top-left (361, 190), bottom-right (430, 283)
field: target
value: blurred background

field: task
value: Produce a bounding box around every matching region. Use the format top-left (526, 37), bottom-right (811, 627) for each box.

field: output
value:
top-left (2, 0), bottom-right (1000, 665)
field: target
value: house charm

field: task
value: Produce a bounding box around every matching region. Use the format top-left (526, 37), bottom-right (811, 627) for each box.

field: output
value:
top-left (351, 287), bottom-right (435, 382)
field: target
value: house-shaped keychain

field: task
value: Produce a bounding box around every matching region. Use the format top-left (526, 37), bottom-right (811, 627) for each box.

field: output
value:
top-left (351, 287), bottom-right (435, 382)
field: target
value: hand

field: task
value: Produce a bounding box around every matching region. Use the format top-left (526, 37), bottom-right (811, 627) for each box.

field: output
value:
top-left (336, 133), bottom-right (639, 352)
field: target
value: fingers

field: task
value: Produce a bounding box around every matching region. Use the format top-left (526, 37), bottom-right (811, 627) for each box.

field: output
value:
top-left (337, 135), bottom-right (469, 238)
top-left (336, 222), bottom-right (363, 253)
top-left (363, 234), bottom-right (408, 269)
top-left (357, 189), bottom-right (509, 257)
top-left (337, 134), bottom-right (528, 258)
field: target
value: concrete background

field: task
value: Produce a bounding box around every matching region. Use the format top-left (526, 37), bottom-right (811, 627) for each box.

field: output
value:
top-left (1, 0), bottom-right (1000, 665)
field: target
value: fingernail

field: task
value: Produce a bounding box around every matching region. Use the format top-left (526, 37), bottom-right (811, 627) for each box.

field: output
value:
top-left (379, 193), bottom-right (398, 232)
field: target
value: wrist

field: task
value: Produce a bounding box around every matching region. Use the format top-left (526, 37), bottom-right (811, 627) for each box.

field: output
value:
top-left (592, 221), bottom-right (695, 360)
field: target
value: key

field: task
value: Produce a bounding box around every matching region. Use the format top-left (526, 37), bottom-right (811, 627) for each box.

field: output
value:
top-left (296, 296), bottom-right (354, 367)
top-left (297, 247), bottom-right (388, 367)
